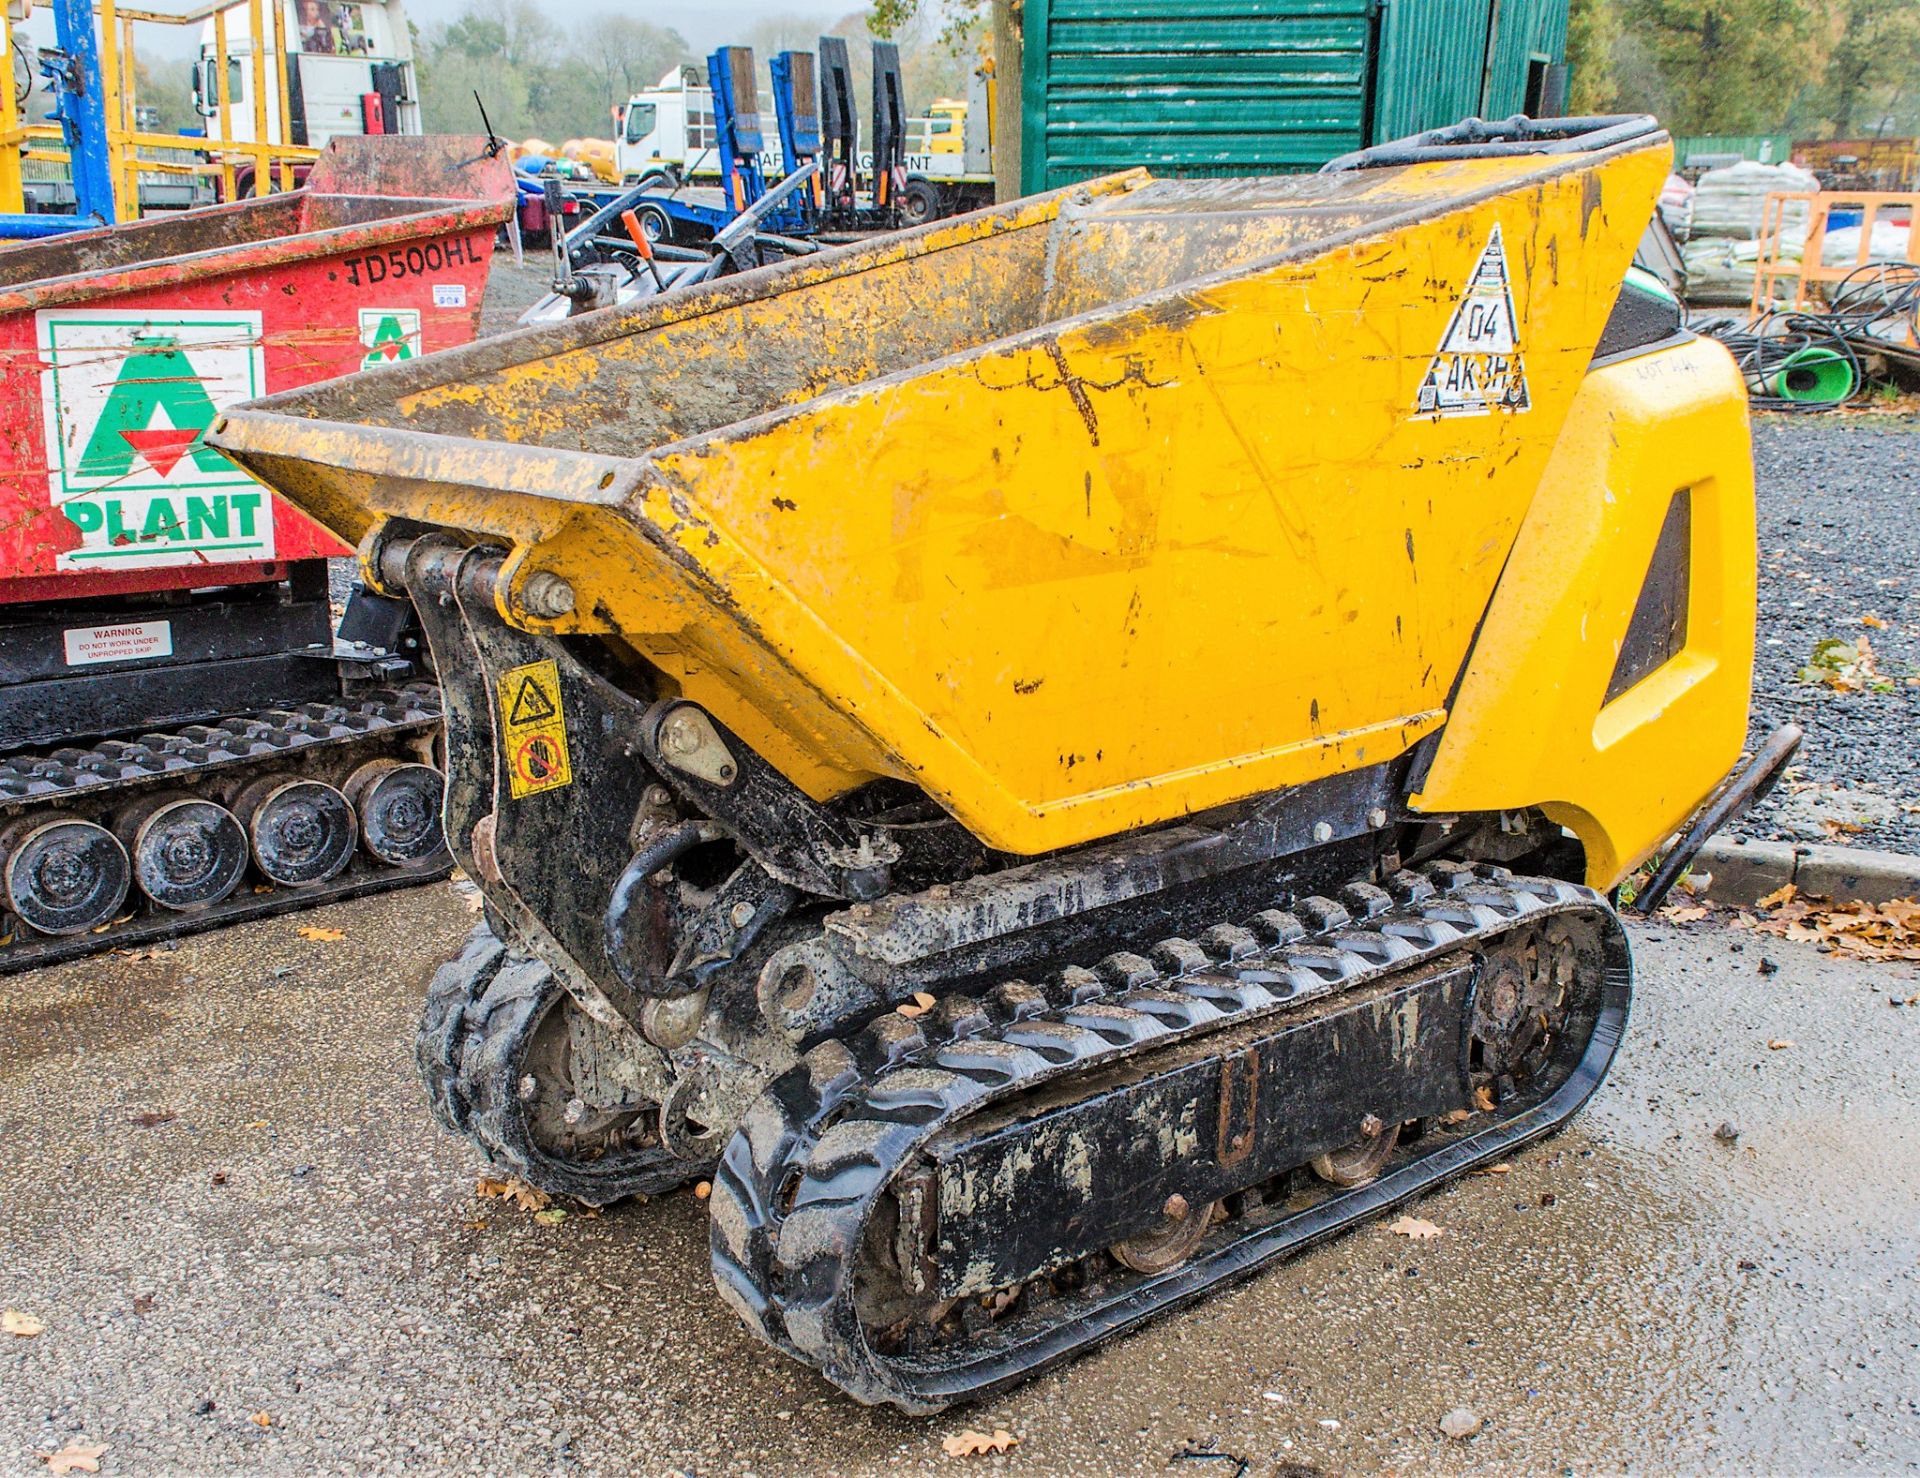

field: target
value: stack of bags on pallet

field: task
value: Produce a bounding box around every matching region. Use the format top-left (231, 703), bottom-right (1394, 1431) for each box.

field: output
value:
top-left (1679, 160), bottom-right (1818, 306)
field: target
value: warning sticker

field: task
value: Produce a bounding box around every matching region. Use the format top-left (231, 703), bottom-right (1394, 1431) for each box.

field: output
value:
top-left (1414, 224), bottom-right (1531, 419)
top-left (497, 658), bottom-right (574, 799)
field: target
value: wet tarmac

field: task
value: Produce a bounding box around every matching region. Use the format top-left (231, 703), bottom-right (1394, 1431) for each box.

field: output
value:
top-left (2, 883), bottom-right (1916, 1475)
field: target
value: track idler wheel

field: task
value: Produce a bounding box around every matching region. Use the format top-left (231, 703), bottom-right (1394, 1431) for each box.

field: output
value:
top-left (234, 776), bottom-right (356, 886)
top-left (344, 760), bottom-right (448, 867)
top-left (120, 795), bottom-right (248, 911)
top-left (1469, 922), bottom-right (1577, 1106)
top-left (0, 817), bottom-right (131, 936)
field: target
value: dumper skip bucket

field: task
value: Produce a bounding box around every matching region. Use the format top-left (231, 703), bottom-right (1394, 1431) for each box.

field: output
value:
top-left (210, 124), bottom-right (1673, 859)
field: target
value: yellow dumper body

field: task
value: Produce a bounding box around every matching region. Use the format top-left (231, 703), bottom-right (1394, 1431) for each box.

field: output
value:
top-left (212, 136), bottom-right (1752, 889)
top-left (209, 121), bottom-right (1763, 1413)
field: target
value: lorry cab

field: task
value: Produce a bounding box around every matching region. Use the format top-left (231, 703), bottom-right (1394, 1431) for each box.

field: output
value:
top-left (616, 65), bottom-right (768, 182)
top-left (917, 98), bottom-right (965, 155)
top-left (194, 0), bottom-right (419, 153)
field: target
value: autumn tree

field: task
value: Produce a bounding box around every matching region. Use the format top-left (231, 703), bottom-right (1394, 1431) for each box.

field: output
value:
top-left (1617, 0), bottom-right (1818, 131)
top-left (1819, 0), bottom-right (1920, 134)
top-left (1565, 0), bottom-right (1623, 111)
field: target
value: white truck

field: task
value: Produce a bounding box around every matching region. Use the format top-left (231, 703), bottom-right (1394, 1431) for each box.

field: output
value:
top-left (614, 63), bottom-right (993, 224)
top-left (194, 0), bottom-right (420, 187)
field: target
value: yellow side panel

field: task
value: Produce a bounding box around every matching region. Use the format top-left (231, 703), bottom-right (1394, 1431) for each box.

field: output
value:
top-left (1412, 337), bottom-right (1757, 886)
top-left (612, 148), bottom-right (1669, 855)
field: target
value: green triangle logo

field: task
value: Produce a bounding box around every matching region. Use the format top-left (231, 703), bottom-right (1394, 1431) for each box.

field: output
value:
top-left (362, 314), bottom-right (416, 368)
top-left (76, 334), bottom-right (230, 481)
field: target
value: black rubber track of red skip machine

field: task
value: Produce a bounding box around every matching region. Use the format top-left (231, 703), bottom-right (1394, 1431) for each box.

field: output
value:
top-left (0, 686), bottom-right (445, 973)
top-left (708, 863), bottom-right (1632, 1411)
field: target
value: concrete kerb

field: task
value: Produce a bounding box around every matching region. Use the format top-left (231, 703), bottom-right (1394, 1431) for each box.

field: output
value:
top-left (1693, 836), bottom-right (1920, 908)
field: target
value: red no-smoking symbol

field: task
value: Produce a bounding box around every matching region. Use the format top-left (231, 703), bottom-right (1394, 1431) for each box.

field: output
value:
top-left (513, 733), bottom-right (562, 784)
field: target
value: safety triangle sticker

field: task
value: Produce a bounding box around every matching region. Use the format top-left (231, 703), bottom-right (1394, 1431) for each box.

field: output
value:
top-left (1414, 224), bottom-right (1531, 418)
top-left (508, 672), bottom-right (559, 725)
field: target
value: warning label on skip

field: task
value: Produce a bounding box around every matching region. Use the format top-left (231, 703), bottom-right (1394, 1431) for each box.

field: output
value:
top-left (497, 658), bottom-right (574, 799)
top-left (1415, 224), bottom-right (1531, 418)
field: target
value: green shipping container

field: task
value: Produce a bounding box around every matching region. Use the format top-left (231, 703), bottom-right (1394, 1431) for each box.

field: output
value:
top-left (1022, 0), bottom-right (1571, 193)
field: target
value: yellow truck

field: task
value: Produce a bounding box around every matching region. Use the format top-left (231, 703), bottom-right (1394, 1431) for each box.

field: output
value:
top-left (210, 113), bottom-right (1787, 1411)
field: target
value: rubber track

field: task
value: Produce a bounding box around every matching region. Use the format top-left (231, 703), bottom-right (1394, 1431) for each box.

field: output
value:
top-left (417, 922), bottom-right (699, 1205)
top-left (709, 862), bottom-right (1632, 1411)
top-left (0, 683), bottom-right (441, 808)
top-left (0, 684), bottom-right (446, 973)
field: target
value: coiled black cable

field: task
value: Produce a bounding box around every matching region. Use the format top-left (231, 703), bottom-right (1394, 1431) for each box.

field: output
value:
top-left (1690, 260), bottom-right (1920, 412)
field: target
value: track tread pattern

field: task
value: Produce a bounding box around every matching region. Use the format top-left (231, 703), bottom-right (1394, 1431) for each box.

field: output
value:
top-left (709, 863), bottom-right (1628, 1411)
top-left (0, 685), bottom-right (446, 973)
top-left (417, 922), bottom-right (697, 1205)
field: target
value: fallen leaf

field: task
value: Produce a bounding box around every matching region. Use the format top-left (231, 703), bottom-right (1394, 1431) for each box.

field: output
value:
top-left (4, 1309), bottom-right (46, 1337)
top-left (896, 990), bottom-right (938, 1019)
top-left (941, 1429), bottom-right (1020, 1457)
top-left (251, 1411), bottom-right (272, 1428)
top-left (1748, 891), bottom-right (1920, 962)
top-left (127, 1110), bottom-right (176, 1128)
top-left (245, 1120), bottom-right (268, 1129)
top-left (1439, 1407), bottom-right (1484, 1440)
top-left (1860, 614), bottom-right (1890, 628)
top-left (295, 926), bottom-right (344, 942)
top-left (38, 1443), bottom-right (106, 1475)
top-left (1661, 904), bottom-right (1710, 923)
top-left (1797, 635), bottom-right (1896, 694)
top-left (694, 1181), bottom-right (712, 1201)
top-left (1472, 1085), bottom-right (1497, 1112)
top-left (475, 1176), bottom-right (551, 1213)
top-left (1767, 1038), bottom-right (1795, 1051)
top-left (131, 1295), bottom-right (155, 1315)
top-left (532, 1207), bottom-right (567, 1226)
top-left (1758, 883), bottom-right (1798, 910)
top-left (1387, 1215), bottom-right (1443, 1240)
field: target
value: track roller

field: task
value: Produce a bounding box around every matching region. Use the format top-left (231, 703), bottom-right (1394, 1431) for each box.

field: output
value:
top-left (344, 760), bottom-right (449, 867)
top-left (0, 816), bottom-right (132, 935)
top-left (119, 795), bottom-right (248, 911)
top-left (234, 776), bottom-right (357, 887)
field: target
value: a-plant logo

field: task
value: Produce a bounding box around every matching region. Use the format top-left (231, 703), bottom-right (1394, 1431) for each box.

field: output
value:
top-left (36, 308), bottom-right (272, 571)
top-left (359, 308), bottom-right (422, 371)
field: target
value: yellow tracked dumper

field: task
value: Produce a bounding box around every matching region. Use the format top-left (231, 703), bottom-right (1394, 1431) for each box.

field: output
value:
top-left (210, 114), bottom-right (1790, 1411)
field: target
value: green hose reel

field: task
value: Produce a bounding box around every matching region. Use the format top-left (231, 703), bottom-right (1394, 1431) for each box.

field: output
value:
top-left (1756, 346), bottom-right (1857, 404)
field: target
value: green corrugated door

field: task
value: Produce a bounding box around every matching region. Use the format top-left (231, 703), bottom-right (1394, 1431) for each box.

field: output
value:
top-left (1371, 0), bottom-right (1492, 142)
top-left (1372, 0), bottom-right (1567, 142)
top-left (1021, 0), bottom-right (1376, 194)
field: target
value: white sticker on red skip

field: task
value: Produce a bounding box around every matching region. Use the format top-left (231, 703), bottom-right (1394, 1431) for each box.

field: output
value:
top-left (63, 618), bottom-right (173, 666)
top-left (432, 284), bottom-right (467, 308)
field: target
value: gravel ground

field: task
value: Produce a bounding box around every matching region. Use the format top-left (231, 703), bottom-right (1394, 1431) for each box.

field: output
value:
top-left (1741, 413), bottom-right (1920, 854)
top-left (4, 885), bottom-right (1916, 1475)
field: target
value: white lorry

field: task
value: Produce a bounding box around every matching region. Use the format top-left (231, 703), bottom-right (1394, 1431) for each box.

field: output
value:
top-left (194, 0), bottom-right (420, 186)
top-left (614, 62), bottom-right (992, 223)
